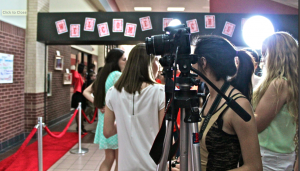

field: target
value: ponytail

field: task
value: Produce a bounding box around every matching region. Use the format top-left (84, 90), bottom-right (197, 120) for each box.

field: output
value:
top-left (230, 50), bottom-right (255, 100)
top-left (194, 35), bottom-right (255, 100)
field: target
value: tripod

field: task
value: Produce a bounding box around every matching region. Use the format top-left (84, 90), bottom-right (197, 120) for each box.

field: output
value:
top-left (156, 54), bottom-right (202, 171)
top-left (153, 54), bottom-right (251, 171)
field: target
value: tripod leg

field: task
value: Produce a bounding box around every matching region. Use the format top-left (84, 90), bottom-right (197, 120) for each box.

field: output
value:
top-left (189, 123), bottom-right (202, 171)
top-left (188, 139), bottom-right (192, 171)
top-left (157, 120), bottom-right (173, 171)
top-left (180, 108), bottom-right (189, 171)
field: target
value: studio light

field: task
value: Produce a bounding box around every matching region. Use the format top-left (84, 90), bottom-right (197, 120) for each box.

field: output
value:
top-left (168, 19), bottom-right (182, 26)
top-left (242, 16), bottom-right (274, 49)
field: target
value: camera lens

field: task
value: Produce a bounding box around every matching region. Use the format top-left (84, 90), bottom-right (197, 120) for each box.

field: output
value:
top-left (145, 35), bottom-right (170, 56)
top-left (145, 37), bottom-right (154, 55)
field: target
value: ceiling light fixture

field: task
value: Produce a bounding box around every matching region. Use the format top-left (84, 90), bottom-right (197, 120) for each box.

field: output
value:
top-left (134, 7), bottom-right (152, 11)
top-left (167, 7), bottom-right (185, 11)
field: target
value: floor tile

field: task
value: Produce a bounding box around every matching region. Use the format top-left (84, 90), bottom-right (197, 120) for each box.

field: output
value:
top-left (55, 163), bottom-right (71, 169)
top-left (68, 164), bottom-right (85, 170)
top-left (82, 164), bottom-right (98, 170)
top-left (52, 169), bottom-right (70, 171)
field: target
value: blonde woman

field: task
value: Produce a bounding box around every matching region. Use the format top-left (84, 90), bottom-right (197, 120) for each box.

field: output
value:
top-left (253, 32), bottom-right (298, 171)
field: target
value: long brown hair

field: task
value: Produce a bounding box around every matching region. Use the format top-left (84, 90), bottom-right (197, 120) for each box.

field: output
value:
top-left (114, 43), bottom-right (156, 94)
top-left (252, 32), bottom-right (298, 150)
top-left (93, 48), bottom-right (124, 108)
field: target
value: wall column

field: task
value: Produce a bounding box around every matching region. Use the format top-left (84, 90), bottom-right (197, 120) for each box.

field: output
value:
top-left (98, 45), bottom-right (105, 67)
top-left (24, 0), bottom-right (49, 132)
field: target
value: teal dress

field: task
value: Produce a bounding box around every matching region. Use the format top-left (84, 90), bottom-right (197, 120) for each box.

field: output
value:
top-left (94, 71), bottom-right (121, 149)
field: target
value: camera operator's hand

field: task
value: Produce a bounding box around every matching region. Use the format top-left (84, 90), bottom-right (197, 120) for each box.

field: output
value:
top-left (167, 157), bottom-right (180, 171)
top-left (167, 163), bottom-right (179, 171)
top-left (171, 164), bottom-right (180, 171)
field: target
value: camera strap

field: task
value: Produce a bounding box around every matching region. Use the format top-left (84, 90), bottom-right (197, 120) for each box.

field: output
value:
top-left (199, 81), bottom-right (230, 140)
top-left (149, 106), bottom-right (180, 165)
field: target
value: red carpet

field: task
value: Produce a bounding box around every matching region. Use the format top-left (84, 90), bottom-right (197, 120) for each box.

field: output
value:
top-left (0, 132), bottom-right (86, 171)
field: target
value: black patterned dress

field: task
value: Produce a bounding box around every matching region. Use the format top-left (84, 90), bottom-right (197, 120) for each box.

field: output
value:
top-left (199, 92), bottom-right (246, 171)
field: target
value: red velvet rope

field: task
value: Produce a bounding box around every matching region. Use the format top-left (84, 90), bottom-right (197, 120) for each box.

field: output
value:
top-left (81, 108), bottom-right (97, 124)
top-left (0, 127), bottom-right (37, 171)
top-left (44, 109), bottom-right (78, 138)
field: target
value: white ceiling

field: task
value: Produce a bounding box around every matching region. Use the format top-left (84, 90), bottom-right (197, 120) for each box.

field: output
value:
top-left (271, 0), bottom-right (298, 8)
top-left (113, 0), bottom-right (298, 12)
top-left (115, 0), bottom-right (210, 12)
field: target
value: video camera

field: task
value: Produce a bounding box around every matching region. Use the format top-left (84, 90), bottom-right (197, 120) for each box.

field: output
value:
top-left (145, 24), bottom-right (200, 91)
top-left (145, 24), bottom-right (191, 57)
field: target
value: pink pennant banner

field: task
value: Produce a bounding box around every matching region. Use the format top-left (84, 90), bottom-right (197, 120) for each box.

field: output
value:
top-left (139, 16), bottom-right (152, 31)
top-left (55, 19), bottom-right (68, 35)
top-left (186, 19), bottom-right (199, 33)
top-left (97, 22), bottom-right (110, 37)
top-left (113, 19), bottom-right (124, 32)
top-left (70, 24), bottom-right (80, 38)
top-left (222, 21), bottom-right (236, 37)
top-left (84, 17), bottom-right (96, 32)
top-left (163, 18), bottom-right (173, 31)
top-left (205, 15), bottom-right (215, 29)
top-left (124, 23), bottom-right (137, 37)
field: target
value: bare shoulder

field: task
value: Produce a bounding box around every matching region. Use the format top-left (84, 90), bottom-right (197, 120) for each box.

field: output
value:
top-left (270, 78), bottom-right (288, 92)
top-left (221, 88), bottom-right (255, 134)
top-left (224, 88), bottom-right (254, 121)
top-left (265, 78), bottom-right (288, 101)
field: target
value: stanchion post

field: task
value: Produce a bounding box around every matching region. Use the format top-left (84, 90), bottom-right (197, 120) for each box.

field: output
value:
top-left (37, 117), bottom-right (43, 171)
top-left (78, 102), bottom-right (82, 153)
top-left (70, 103), bottom-right (89, 154)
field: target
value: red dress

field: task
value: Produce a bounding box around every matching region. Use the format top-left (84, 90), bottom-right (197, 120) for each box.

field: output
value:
top-left (71, 70), bottom-right (84, 93)
top-left (71, 70), bottom-right (86, 109)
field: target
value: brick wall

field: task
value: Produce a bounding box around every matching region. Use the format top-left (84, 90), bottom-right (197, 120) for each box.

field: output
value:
top-left (24, 93), bottom-right (45, 132)
top-left (0, 21), bottom-right (26, 151)
top-left (47, 45), bottom-right (72, 123)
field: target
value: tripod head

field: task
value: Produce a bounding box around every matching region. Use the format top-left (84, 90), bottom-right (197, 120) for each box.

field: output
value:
top-left (146, 23), bottom-right (201, 124)
top-left (145, 24), bottom-right (199, 91)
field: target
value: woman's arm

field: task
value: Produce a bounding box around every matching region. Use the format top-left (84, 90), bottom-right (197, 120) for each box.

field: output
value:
top-left (294, 155), bottom-right (298, 171)
top-left (254, 79), bottom-right (288, 133)
top-left (158, 108), bottom-right (164, 127)
top-left (83, 83), bottom-right (94, 103)
top-left (229, 98), bottom-right (262, 171)
top-left (103, 105), bottom-right (117, 138)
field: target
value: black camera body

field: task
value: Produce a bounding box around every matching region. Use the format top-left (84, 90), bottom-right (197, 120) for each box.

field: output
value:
top-left (145, 24), bottom-right (191, 58)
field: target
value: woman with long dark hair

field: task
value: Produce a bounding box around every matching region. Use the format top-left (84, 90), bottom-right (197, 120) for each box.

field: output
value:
top-left (83, 48), bottom-right (126, 171)
top-left (172, 35), bottom-right (262, 171)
